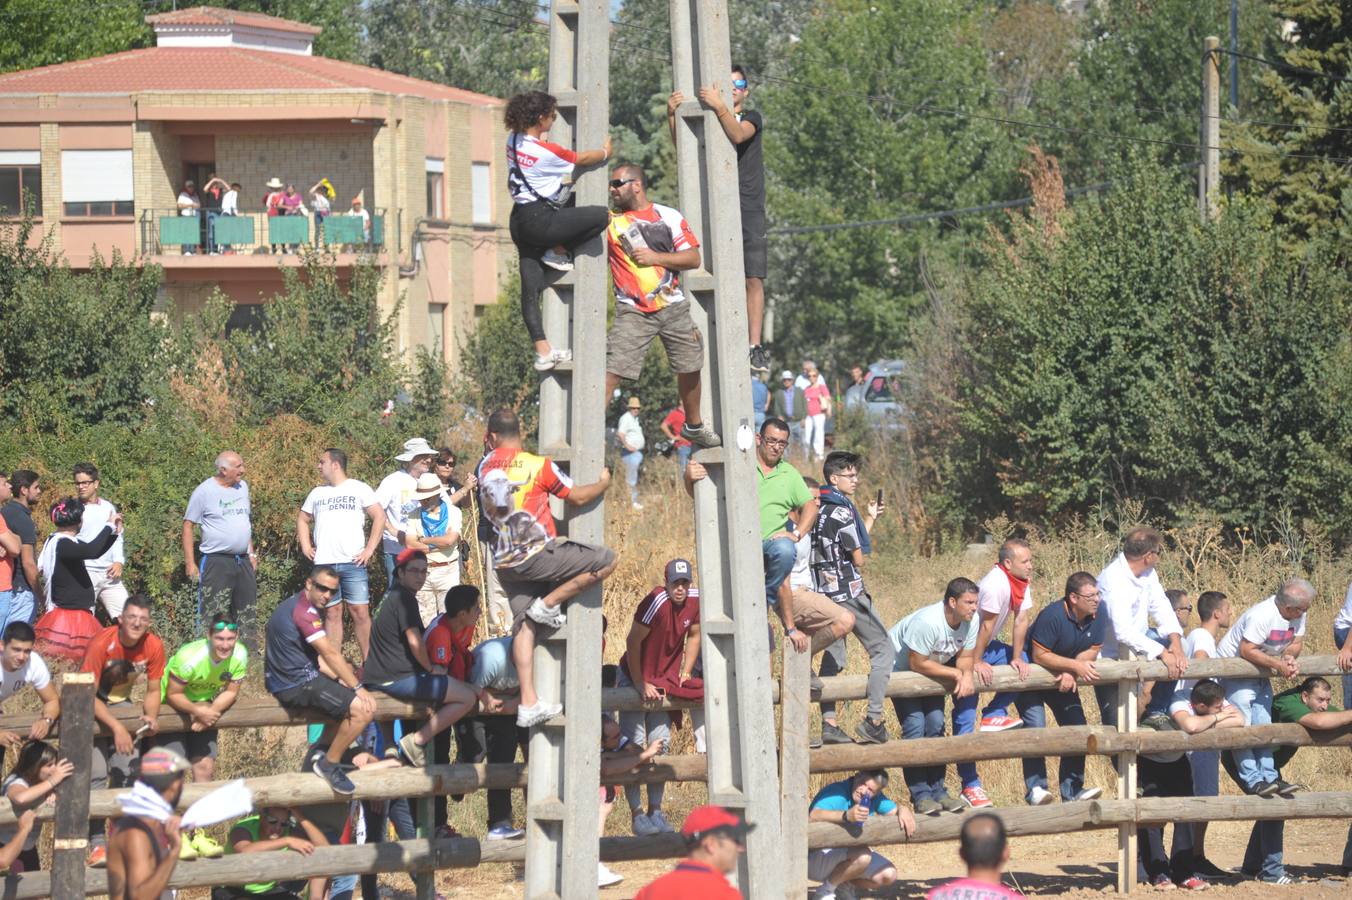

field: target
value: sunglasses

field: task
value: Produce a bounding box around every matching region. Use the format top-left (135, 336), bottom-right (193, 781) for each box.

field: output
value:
top-left (609, 178), bottom-right (638, 189)
top-left (312, 582), bottom-right (340, 595)
top-left (211, 621), bottom-right (239, 633)
top-left (732, 79), bottom-right (748, 89)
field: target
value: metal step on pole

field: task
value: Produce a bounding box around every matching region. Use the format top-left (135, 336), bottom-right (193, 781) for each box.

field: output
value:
top-left (524, 2), bottom-right (609, 897)
top-left (667, 1), bottom-right (785, 896)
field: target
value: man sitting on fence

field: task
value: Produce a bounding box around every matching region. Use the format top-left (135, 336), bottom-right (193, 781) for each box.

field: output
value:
top-left (363, 548), bottom-right (477, 768)
top-left (106, 748), bottom-right (189, 900)
top-left (1094, 527), bottom-right (1188, 726)
top-left (0, 621), bottom-right (60, 771)
top-left (635, 804), bottom-right (751, 899)
top-left (264, 565), bottom-right (377, 796)
top-left (618, 558), bottom-right (705, 837)
top-left (212, 807), bottom-right (330, 900)
top-left (806, 768), bottom-right (915, 900)
top-left (960, 538), bottom-right (1040, 810)
top-left (477, 407), bottom-right (617, 728)
top-left (1216, 578), bottom-right (1310, 799)
top-left (1027, 571), bottom-right (1106, 805)
top-left (82, 594), bottom-right (166, 868)
top-left (453, 635), bottom-right (529, 841)
top-left (926, 812), bottom-right (1024, 899)
top-left (888, 578), bottom-right (980, 815)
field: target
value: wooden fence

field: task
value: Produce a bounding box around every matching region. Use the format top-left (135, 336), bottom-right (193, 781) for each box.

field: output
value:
top-left (1, 655), bottom-right (1348, 897)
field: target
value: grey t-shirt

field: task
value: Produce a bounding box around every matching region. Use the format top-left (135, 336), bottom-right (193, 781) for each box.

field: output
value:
top-left (184, 477), bottom-right (252, 555)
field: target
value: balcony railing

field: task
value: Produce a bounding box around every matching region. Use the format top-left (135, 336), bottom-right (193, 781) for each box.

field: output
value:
top-left (139, 209), bottom-right (387, 257)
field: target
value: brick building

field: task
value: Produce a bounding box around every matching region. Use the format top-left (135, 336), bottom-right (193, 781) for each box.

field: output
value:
top-left (0, 5), bottom-right (510, 366)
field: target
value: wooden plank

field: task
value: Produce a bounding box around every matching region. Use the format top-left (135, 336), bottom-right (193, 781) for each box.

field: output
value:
top-left (50, 673), bottom-right (94, 899)
top-left (779, 643), bottom-right (811, 899)
top-left (1116, 653), bottom-right (1138, 895)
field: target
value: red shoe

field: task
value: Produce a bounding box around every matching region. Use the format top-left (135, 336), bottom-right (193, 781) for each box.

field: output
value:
top-left (961, 786), bottom-right (994, 809)
top-left (86, 844), bottom-right (107, 868)
top-left (1178, 876), bottom-right (1210, 891)
top-left (979, 714), bottom-right (1023, 732)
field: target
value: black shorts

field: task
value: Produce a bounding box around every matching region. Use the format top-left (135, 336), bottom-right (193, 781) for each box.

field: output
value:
top-left (154, 729), bottom-right (218, 762)
top-left (274, 675), bottom-right (356, 721)
top-left (741, 206), bottom-right (768, 279)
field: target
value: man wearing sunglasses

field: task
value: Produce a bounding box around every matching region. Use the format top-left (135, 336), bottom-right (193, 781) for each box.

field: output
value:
top-left (603, 164), bottom-right (720, 452)
top-left (667, 64), bottom-right (769, 371)
top-left (264, 566), bottom-right (376, 795)
top-left (160, 620), bottom-right (247, 786)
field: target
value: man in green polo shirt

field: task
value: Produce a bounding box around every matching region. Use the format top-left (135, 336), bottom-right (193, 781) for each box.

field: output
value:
top-left (1272, 676), bottom-right (1352, 876)
top-left (213, 806), bottom-right (329, 899)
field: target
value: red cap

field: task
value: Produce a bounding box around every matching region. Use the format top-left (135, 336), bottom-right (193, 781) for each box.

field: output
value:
top-left (395, 548), bottom-right (426, 569)
top-left (680, 805), bottom-right (754, 839)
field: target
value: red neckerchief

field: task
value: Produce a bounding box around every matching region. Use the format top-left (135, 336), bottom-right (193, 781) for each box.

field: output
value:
top-left (1003, 564), bottom-right (1030, 613)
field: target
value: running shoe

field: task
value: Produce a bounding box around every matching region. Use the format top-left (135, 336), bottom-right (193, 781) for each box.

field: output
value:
top-left (961, 786), bottom-right (994, 809)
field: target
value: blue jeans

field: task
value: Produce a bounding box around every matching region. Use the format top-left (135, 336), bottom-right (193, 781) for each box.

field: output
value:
top-left (1226, 678), bottom-right (1276, 788)
top-left (762, 537), bottom-right (796, 608)
top-left (952, 641), bottom-right (1047, 794)
top-left (621, 449), bottom-right (642, 504)
top-left (0, 590), bottom-right (12, 637)
top-left (1337, 627), bottom-right (1351, 711)
top-left (7, 589), bottom-right (34, 628)
top-left (384, 551), bottom-right (398, 589)
top-left (676, 443), bottom-right (692, 472)
top-left (1040, 688), bottom-right (1090, 800)
top-left (1243, 820), bottom-right (1284, 881)
top-left (327, 561), bottom-right (370, 607)
top-left (892, 694), bottom-right (948, 803)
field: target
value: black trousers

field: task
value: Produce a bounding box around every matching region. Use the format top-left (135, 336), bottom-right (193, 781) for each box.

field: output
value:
top-left (509, 199), bottom-right (608, 343)
top-left (455, 715), bottom-right (528, 829)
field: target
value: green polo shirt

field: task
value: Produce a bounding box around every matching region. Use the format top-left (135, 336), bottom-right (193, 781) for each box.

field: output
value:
top-left (757, 460), bottom-right (812, 540)
top-left (1272, 686), bottom-right (1342, 770)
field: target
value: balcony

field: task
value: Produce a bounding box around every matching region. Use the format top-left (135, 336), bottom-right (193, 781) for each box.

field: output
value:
top-left (139, 209), bottom-right (391, 264)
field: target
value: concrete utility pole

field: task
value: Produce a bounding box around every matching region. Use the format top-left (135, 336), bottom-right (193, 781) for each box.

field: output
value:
top-left (525, 2), bottom-right (609, 897)
top-left (667, 0), bottom-right (786, 896)
top-left (1200, 36), bottom-right (1221, 222)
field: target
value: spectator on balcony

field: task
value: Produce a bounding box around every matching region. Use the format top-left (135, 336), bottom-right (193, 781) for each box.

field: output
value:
top-left (504, 89), bottom-right (612, 373)
top-left (176, 180), bottom-right (200, 256)
top-left (309, 178), bottom-right (334, 237)
top-left (264, 177), bottom-right (285, 252)
top-left (202, 177), bottom-right (238, 254)
top-left (349, 193), bottom-right (371, 245)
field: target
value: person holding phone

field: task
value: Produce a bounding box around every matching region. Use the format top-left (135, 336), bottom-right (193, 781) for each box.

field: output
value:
top-left (617, 559), bottom-right (704, 836)
top-left (807, 769), bottom-right (916, 900)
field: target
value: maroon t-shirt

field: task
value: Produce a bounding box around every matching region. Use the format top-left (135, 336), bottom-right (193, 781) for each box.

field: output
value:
top-left (621, 586), bottom-right (700, 688)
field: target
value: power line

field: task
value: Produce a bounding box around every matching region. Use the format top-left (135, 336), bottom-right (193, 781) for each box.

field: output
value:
top-left (1219, 48), bottom-right (1352, 86)
top-left (767, 162), bottom-right (1201, 236)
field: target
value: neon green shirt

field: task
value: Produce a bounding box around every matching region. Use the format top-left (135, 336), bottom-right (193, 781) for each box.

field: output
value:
top-left (757, 459), bottom-right (812, 540)
top-left (160, 638), bottom-right (248, 703)
top-left (228, 815), bottom-right (291, 893)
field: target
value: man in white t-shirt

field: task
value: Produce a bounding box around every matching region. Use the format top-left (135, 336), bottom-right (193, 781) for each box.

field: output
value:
top-left (887, 578), bottom-right (979, 815)
top-left (298, 449), bottom-right (385, 660)
top-left (74, 462), bottom-right (128, 622)
top-left (960, 538), bottom-right (1042, 810)
top-left (376, 438), bottom-right (437, 590)
top-left (0, 621), bottom-right (60, 768)
top-left (1215, 580), bottom-right (1310, 798)
top-left (1094, 527), bottom-right (1188, 724)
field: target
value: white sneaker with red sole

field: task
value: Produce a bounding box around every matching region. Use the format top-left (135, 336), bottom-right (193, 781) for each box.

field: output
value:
top-left (961, 786), bottom-right (994, 809)
top-left (979, 714), bottom-right (1023, 732)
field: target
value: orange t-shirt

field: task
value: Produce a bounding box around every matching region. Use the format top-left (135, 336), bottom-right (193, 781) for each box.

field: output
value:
top-left (81, 626), bottom-right (167, 705)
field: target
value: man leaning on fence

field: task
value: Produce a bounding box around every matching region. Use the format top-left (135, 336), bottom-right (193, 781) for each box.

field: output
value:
top-left (184, 451), bottom-right (258, 651)
top-left (1094, 527), bottom-right (1188, 726)
top-left (83, 594), bottom-right (166, 869)
top-left (0, 621), bottom-right (59, 771)
top-left (806, 768), bottom-right (915, 900)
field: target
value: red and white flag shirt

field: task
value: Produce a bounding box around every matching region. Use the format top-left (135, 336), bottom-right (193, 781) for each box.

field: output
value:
top-left (606, 203), bottom-right (699, 312)
top-left (506, 134), bottom-right (577, 205)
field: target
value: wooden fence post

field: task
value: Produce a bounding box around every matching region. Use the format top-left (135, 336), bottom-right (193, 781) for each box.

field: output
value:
top-left (780, 641), bottom-right (811, 899)
top-left (51, 672), bottom-right (95, 898)
top-left (1115, 652), bottom-right (1138, 894)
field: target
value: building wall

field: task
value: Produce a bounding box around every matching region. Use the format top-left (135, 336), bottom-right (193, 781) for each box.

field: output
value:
top-left (215, 132), bottom-right (375, 211)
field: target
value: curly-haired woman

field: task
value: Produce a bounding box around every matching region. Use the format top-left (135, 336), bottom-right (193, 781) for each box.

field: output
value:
top-left (504, 90), bottom-right (612, 371)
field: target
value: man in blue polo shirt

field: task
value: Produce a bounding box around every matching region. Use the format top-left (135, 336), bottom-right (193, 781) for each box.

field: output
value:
top-left (806, 769), bottom-right (915, 900)
top-left (1027, 571), bottom-right (1107, 804)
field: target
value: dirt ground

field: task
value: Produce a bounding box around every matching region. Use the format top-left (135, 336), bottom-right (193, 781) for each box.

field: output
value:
top-left (296, 816), bottom-right (1350, 898)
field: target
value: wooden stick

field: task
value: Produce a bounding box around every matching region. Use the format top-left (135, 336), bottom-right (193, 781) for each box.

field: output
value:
top-left (49, 673), bottom-right (95, 899)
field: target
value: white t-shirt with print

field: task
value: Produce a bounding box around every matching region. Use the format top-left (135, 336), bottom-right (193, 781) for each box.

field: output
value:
top-left (1216, 595), bottom-right (1305, 659)
top-left (301, 479), bottom-right (378, 564)
top-left (506, 134), bottom-right (576, 204)
top-left (889, 601), bottom-right (977, 672)
top-left (0, 651), bottom-right (51, 707)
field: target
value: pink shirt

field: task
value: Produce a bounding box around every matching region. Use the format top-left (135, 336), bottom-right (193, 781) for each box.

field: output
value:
top-left (926, 877), bottom-right (1023, 900)
top-left (804, 383), bottom-right (830, 417)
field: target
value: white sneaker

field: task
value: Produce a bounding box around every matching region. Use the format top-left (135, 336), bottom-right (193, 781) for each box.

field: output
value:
top-left (598, 863), bottom-right (624, 887)
top-left (647, 809), bottom-right (675, 833)
top-left (1029, 786), bottom-right (1054, 806)
top-left (631, 811), bottom-right (660, 836)
top-left (813, 885), bottom-right (837, 900)
top-left (516, 700), bottom-right (562, 728)
top-left (533, 347), bottom-right (573, 371)
top-left (1075, 787), bottom-right (1104, 802)
top-left (631, 501), bottom-right (644, 510)
top-left (524, 598), bottom-right (567, 628)
top-left (541, 248), bottom-right (574, 271)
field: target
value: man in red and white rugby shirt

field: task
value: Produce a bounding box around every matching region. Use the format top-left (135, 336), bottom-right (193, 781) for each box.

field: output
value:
top-left (603, 164), bottom-right (720, 450)
top-left (617, 558), bottom-right (705, 836)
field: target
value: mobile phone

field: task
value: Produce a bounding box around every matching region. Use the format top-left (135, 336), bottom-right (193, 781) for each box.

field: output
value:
top-left (875, 489), bottom-right (884, 506)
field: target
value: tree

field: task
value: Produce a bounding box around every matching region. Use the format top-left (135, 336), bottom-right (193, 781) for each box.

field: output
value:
top-left (365, 0), bottom-right (547, 98)
top-left (1227, 0), bottom-right (1352, 245)
top-left (0, 0), bottom-right (150, 74)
